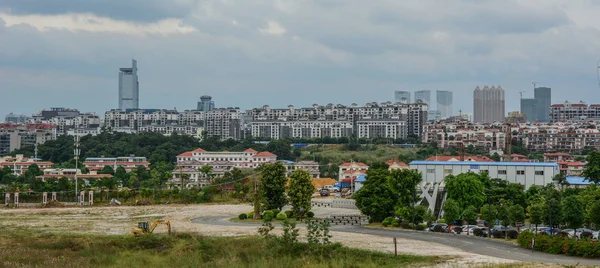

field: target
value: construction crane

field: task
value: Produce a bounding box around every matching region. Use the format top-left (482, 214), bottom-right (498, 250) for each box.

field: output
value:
top-left (519, 91), bottom-right (525, 99)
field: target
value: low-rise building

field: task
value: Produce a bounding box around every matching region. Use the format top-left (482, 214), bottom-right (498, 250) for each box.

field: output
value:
top-left (386, 159), bottom-right (409, 170)
top-left (83, 156), bottom-right (150, 172)
top-left (424, 155), bottom-right (494, 162)
top-left (422, 122), bottom-right (508, 153)
top-left (37, 168), bottom-right (113, 180)
top-left (282, 160), bottom-right (320, 178)
top-left (338, 161), bottom-right (369, 181)
top-left (173, 148), bottom-right (277, 187)
top-left (0, 154), bottom-right (53, 175)
top-left (543, 152), bottom-right (573, 162)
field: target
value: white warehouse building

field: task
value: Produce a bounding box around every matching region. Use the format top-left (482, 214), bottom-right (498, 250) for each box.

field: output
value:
top-left (408, 161), bottom-right (560, 216)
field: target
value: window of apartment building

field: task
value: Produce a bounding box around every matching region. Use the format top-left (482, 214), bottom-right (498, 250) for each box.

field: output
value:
top-left (517, 170), bottom-right (525, 175)
top-left (535, 170), bottom-right (544, 175)
top-left (498, 170), bottom-right (507, 175)
top-left (427, 168), bottom-right (435, 174)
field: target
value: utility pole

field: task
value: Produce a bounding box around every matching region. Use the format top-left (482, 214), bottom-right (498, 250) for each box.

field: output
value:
top-left (350, 159), bottom-right (354, 195)
top-left (34, 143), bottom-right (38, 161)
top-left (412, 190), bottom-right (416, 230)
top-left (74, 136), bottom-right (80, 202)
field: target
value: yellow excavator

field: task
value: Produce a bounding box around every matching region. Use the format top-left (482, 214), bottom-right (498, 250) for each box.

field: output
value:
top-left (131, 220), bottom-right (172, 237)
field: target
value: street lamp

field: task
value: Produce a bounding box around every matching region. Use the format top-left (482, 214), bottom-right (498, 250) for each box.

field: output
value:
top-left (74, 136), bottom-right (80, 202)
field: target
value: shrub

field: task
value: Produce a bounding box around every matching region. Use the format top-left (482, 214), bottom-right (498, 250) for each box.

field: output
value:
top-left (284, 210), bottom-right (294, 218)
top-left (492, 230), bottom-right (504, 238)
top-left (263, 211), bottom-right (275, 221)
top-left (400, 222), bottom-right (410, 229)
top-left (382, 217), bottom-right (393, 227)
top-left (391, 219), bottom-right (400, 227)
top-left (238, 213), bottom-right (248, 220)
top-left (248, 211), bottom-right (255, 219)
top-left (437, 219), bottom-right (446, 223)
top-left (507, 230), bottom-right (518, 239)
top-left (271, 209), bottom-right (281, 216)
top-left (433, 225), bottom-right (444, 232)
top-left (276, 212), bottom-right (288, 221)
top-left (416, 224), bottom-right (426, 231)
top-left (307, 211), bottom-right (315, 218)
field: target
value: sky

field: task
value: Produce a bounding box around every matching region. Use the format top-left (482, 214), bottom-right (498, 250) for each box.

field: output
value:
top-left (2, 0), bottom-right (600, 119)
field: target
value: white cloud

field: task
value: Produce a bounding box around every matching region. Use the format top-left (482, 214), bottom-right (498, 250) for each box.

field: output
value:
top-left (259, 20), bottom-right (286, 35)
top-left (0, 12), bottom-right (197, 35)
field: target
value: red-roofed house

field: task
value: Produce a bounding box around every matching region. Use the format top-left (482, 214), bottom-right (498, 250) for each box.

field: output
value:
top-left (83, 156), bottom-right (150, 172)
top-left (543, 152), bottom-right (573, 162)
top-left (386, 159), bottom-right (408, 171)
top-left (173, 148), bottom-right (277, 188)
top-left (0, 154), bottom-right (54, 175)
top-left (424, 155), bottom-right (494, 162)
top-left (338, 161), bottom-right (369, 181)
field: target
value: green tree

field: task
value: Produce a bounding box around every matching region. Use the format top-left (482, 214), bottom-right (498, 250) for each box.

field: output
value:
top-left (562, 195), bottom-right (585, 236)
top-left (445, 173), bottom-right (485, 211)
top-left (354, 168), bottom-right (396, 222)
top-left (528, 203), bottom-right (545, 233)
top-left (508, 204), bottom-right (526, 228)
top-left (114, 166), bottom-right (127, 184)
top-left (461, 205), bottom-right (478, 224)
top-left (198, 165), bottom-right (214, 181)
top-left (553, 173), bottom-right (569, 190)
top-left (258, 162), bottom-right (288, 211)
top-left (388, 169), bottom-right (422, 215)
top-left (26, 163), bottom-right (44, 176)
top-left (80, 167), bottom-right (90, 174)
top-left (443, 199), bottom-right (461, 225)
top-left (583, 151), bottom-right (600, 184)
top-left (490, 152), bottom-right (501, 162)
top-left (287, 169), bottom-right (314, 217)
top-left (497, 202), bottom-right (510, 228)
top-left (99, 165), bottom-right (115, 175)
top-left (589, 202), bottom-right (600, 228)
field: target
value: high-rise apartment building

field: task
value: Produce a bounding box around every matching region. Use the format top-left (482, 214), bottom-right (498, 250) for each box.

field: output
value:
top-left (521, 98), bottom-right (538, 122)
top-left (197, 95), bottom-right (215, 111)
top-left (436, 90), bottom-right (453, 118)
top-left (414, 90), bottom-right (431, 105)
top-left (4, 113), bottom-right (30, 124)
top-left (0, 124), bottom-right (57, 156)
top-left (534, 87), bottom-right (551, 122)
top-left (394, 91), bottom-right (411, 103)
top-left (473, 85), bottom-right (505, 123)
top-left (118, 59), bottom-right (139, 110)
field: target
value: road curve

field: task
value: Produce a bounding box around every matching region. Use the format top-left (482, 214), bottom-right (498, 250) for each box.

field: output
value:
top-left (191, 216), bottom-right (600, 266)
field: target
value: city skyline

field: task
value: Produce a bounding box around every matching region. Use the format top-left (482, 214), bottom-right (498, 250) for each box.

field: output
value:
top-left (118, 59), bottom-right (139, 110)
top-left (3, 1), bottom-right (600, 118)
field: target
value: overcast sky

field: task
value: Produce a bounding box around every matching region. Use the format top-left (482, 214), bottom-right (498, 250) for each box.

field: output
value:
top-left (2, 0), bottom-right (600, 118)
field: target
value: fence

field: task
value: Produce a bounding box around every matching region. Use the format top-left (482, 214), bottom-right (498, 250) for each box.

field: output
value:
top-left (311, 199), bottom-right (358, 210)
top-left (3, 191), bottom-right (94, 208)
top-left (314, 214), bottom-right (370, 226)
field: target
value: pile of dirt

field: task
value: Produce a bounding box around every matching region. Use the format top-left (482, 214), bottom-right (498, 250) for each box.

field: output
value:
top-left (43, 200), bottom-right (66, 208)
top-left (134, 200), bottom-right (152, 206)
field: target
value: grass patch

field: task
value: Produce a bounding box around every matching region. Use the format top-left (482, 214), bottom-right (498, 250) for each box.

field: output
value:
top-left (0, 232), bottom-right (442, 268)
top-left (300, 144), bottom-right (419, 165)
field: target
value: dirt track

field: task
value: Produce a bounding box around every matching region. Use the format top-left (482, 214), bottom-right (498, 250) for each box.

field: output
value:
top-left (0, 204), bottom-right (553, 267)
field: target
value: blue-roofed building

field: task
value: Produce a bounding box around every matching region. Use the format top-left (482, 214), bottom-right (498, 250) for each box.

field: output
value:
top-left (409, 161), bottom-right (560, 190)
top-left (565, 176), bottom-right (593, 188)
top-left (354, 174), bottom-right (367, 192)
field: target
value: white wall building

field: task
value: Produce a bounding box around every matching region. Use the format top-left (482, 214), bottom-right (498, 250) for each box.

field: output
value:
top-left (356, 120), bottom-right (407, 139)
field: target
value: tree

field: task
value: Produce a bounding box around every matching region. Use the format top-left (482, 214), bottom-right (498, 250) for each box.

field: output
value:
top-left (354, 168), bottom-right (396, 222)
top-left (287, 170), bottom-right (314, 217)
top-left (589, 202), bottom-right (600, 228)
top-left (562, 195), bottom-right (585, 236)
top-left (443, 199), bottom-right (461, 225)
top-left (553, 173), bottom-right (569, 190)
top-left (461, 205), bottom-right (478, 225)
top-left (490, 152), bottom-right (501, 162)
top-left (80, 167), bottom-right (90, 174)
top-left (388, 169), bottom-right (422, 214)
top-left (497, 202), bottom-right (510, 228)
top-left (508, 204), bottom-right (526, 229)
top-left (99, 165), bottom-right (115, 175)
top-left (26, 164), bottom-right (43, 177)
top-left (198, 165), bottom-right (214, 181)
top-left (583, 151), bottom-right (600, 184)
top-left (114, 166), bottom-right (127, 184)
top-left (445, 173), bottom-right (485, 211)
top-left (258, 162), bottom-right (288, 211)
top-left (528, 203), bottom-right (545, 233)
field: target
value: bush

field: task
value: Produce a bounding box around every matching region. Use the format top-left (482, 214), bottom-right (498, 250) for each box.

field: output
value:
top-left (284, 210), bottom-right (294, 218)
top-left (271, 209), bottom-right (281, 216)
top-left (400, 222), bottom-right (410, 229)
top-left (248, 211), bottom-right (255, 219)
top-left (492, 230), bottom-right (504, 238)
top-left (307, 211), bottom-right (315, 218)
top-left (263, 211), bottom-right (275, 221)
top-left (437, 219), bottom-right (446, 223)
top-left (507, 230), bottom-right (518, 239)
top-left (391, 219), bottom-right (400, 227)
top-left (516, 232), bottom-right (600, 257)
top-left (238, 213), bottom-right (248, 220)
top-left (276, 212), bottom-right (288, 221)
top-left (416, 224), bottom-right (426, 231)
top-left (382, 217), bottom-right (393, 227)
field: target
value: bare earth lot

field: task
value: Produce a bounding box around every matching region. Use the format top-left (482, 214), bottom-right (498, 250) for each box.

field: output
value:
top-left (0, 204), bottom-right (559, 268)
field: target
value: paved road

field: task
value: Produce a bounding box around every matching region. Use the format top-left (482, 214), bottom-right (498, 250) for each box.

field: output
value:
top-left (191, 216), bottom-right (600, 266)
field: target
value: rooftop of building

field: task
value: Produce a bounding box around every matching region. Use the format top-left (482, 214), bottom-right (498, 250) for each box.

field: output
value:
top-left (424, 155), bottom-right (494, 162)
top-left (410, 161), bottom-right (559, 167)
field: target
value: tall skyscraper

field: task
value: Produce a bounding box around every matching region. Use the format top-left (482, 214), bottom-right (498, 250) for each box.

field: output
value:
top-left (197, 95), bottom-right (215, 111)
top-left (118, 59), bottom-right (139, 110)
top-left (534, 87), bottom-right (551, 122)
top-left (394, 91), bottom-right (411, 103)
top-left (473, 85), bottom-right (505, 123)
top-left (414, 90), bottom-right (431, 105)
top-left (520, 98), bottom-right (538, 122)
top-left (436, 90), bottom-right (453, 118)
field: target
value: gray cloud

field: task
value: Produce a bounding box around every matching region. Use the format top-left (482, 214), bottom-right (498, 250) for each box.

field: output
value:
top-left (0, 0), bottom-right (599, 118)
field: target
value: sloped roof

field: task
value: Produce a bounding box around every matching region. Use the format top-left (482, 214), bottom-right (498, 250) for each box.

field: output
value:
top-left (339, 162), bottom-right (368, 167)
top-left (177, 152), bottom-right (193, 157)
top-left (244, 148), bottom-right (258, 153)
top-left (254, 152), bottom-right (277, 157)
top-left (192, 148), bottom-right (207, 153)
top-left (386, 159), bottom-right (408, 167)
top-left (424, 155), bottom-right (494, 162)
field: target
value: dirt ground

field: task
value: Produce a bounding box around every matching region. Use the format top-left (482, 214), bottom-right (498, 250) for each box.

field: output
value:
top-left (0, 204), bottom-right (560, 268)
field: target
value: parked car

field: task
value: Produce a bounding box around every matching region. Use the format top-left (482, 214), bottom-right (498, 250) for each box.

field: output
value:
top-left (319, 189), bottom-right (330, 196)
top-left (317, 185), bottom-right (340, 192)
top-left (592, 231), bottom-right (599, 240)
top-left (426, 223), bottom-right (448, 232)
